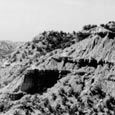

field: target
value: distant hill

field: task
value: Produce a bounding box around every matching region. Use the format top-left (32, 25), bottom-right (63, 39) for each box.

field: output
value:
top-left (0, 40), bottom-right (23, 58)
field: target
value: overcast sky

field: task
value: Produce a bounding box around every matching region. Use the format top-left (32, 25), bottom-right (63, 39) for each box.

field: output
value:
top-left (0, 0), bottom-right (115, 41)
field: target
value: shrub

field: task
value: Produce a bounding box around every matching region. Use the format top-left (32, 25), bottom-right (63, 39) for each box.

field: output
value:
top-left (51, 93), bottom-right (57, 101)
top-left (83, 24), bottom-right (97, 30)
top-left (97, 32), bottom-right (107, 38)
top-left (14, 110), bottom-right (22, 115)
top-left (77, 31), bottom-right (90, 41)
top-left (43, 98), bottom-right (50, 107)
top-left (58, 88), bottom-right (66, 97)
top-left (0, 103), bottom-right (4, 112)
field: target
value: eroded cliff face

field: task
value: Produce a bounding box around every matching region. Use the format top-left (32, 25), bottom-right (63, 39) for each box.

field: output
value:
top-left (0, 22), bottom-right (115, 115)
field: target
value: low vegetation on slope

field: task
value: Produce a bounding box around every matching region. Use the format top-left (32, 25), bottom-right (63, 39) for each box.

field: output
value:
top-left (1, 21), bottom-right (115, 115)
top-left (8, 31), bottom-right (78, 64)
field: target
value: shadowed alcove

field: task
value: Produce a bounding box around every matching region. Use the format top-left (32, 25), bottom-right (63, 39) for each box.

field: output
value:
top-left (21, 69), bottom-right (70, 94)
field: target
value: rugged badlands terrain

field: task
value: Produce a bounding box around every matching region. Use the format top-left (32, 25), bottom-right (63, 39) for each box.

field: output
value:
top-left (0, 21), bottom-right (115, 115)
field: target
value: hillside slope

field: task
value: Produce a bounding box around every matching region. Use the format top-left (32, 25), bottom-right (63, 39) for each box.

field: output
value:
top-left (0, 21), bottom-right (115, 115)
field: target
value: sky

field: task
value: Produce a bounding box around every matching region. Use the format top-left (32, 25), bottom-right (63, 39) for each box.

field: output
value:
top-left (0, 0), bottom-right (115, 41)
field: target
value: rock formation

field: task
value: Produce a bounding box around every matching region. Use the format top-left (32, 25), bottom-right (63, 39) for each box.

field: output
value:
top-left (0, 22), bottom-right (115, 114)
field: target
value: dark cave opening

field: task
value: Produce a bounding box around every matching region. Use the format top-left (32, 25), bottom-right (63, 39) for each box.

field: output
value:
top-left (21, 69), bottom-right (70, 94)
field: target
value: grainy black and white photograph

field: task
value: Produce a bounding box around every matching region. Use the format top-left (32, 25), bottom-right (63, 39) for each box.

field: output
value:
top-left (0, 0), bottom-right (115, 114)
